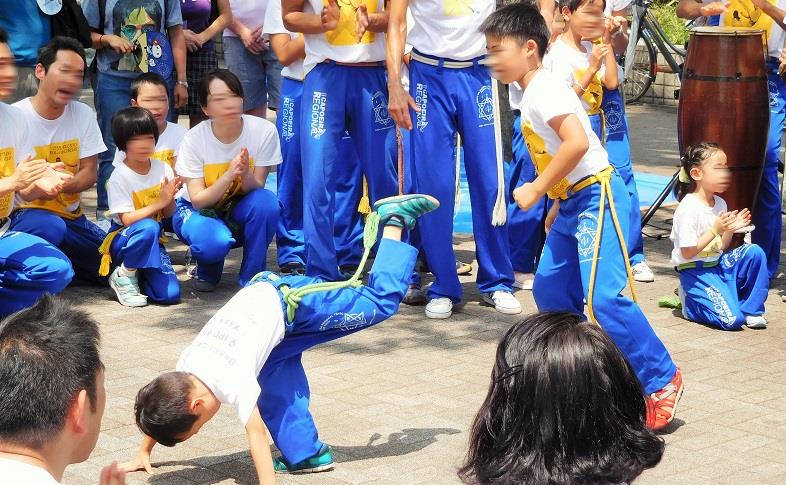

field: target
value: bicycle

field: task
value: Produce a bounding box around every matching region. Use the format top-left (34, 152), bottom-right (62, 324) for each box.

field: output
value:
top-left (621, 0), bottom-right (688, 104)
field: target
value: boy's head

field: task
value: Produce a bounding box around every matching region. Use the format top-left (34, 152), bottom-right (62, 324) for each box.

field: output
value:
top-left (35, 36), bottom-right (86, 107)
top-left (131, 72), bottom-right (170, 130)
top-left (111, 106), bottom-right (160, 159)
top-left (480, 4), bottom-right (550, 85)
top-left (0, 28), bottom-right (17, 100)
top-left (0, 295), bottom-right (105, 463)
top-left (560, 0), bottom-right (607, 41)
top-left (199, 69), bottom-right (244, 121)
top-left (134, 372), bottom-right (220, 446)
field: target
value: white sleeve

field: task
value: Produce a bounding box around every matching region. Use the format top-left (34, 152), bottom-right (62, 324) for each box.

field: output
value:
top-left (175, 132), bottom-right (206, 179)
top-left (107, 174), bottom-right (135, 216)
top-left (112, 149), bottom-right (125, 167)
top-left (251, 123), bottom-right (283, 167)
top-left (163, 162), bottom-right (175, 180)
top-left (78, 105), bottom-right (108, 158)
top-left (674, 208), bottom-right (700, 248)
top-left (262, 0), bottom-right (287, 35)
top-left (539, 84), bottom-right (581, 124)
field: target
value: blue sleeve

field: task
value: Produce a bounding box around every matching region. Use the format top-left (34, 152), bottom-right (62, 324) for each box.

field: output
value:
top-left (165, 0), bottom-right (183, 28)
top-left (82, 0), bottom-right (101, 31)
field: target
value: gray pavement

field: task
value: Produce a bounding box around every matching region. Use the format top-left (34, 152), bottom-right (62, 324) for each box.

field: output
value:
top-left (59, 104), bottom-right (786, 484)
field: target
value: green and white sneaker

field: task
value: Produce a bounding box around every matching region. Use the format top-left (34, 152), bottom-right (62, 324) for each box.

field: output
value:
top-left (109, 267), bottom-right (148, 307)
top-left (273, 444), bottom-right (334, 474)
top-left (373, 194), bottom-right (440, 229)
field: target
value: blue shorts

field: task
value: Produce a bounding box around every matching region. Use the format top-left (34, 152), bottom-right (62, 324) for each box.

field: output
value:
top-left (222, 36), bottom-right (283, 111)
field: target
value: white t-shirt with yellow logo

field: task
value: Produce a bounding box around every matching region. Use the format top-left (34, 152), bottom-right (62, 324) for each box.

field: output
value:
top-left (543, 38), bottom-right (606, 115)
top-left (112, 121), bottom-right (187, 169)
top-left (518, 70), bottom-right (609, 200)
top-left (13, 98), bottom-right (106, 218)
top-left (107, 159), bottom-right (175, 226)
top-left (0, 103), bottom-right (30, 219)
top-left (176, 115), bottom-right (282, 208)
top-left (302, 0), bottom-right (387, 74)
top-left (407, 0), bottom-right (491, 60)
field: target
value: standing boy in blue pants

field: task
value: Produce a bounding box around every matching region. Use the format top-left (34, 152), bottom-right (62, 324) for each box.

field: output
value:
top-left (120, 194), bottom-right (438, 480)
top-left (482, 4), bottom-right (682, 430)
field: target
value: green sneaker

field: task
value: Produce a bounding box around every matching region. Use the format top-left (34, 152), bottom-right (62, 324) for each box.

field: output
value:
top-left (273, 444), bottom-right (334, 474)
top-left (109, 267), bottom-right (148, 307)
top-left (373, 194), bottom-right (440, 229)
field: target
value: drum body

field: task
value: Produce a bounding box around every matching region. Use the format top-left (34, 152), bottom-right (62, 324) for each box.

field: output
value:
top-left (678, 27), bottom-right (769, 215)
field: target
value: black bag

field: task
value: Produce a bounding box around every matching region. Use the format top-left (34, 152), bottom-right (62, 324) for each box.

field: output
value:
top-left (50, 0), bottom-right (93, 48)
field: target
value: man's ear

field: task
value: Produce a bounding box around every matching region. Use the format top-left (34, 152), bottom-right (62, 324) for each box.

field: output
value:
top-left (35, 63), bottom-right (46, 82)
top-left (68, 389), bottom-right (90, 435)
top-left (131, 99), bottom-right (139, 107)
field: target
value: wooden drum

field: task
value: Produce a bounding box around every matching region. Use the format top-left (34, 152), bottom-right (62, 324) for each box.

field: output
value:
top-left (678, 27), bottom-right (769, 215)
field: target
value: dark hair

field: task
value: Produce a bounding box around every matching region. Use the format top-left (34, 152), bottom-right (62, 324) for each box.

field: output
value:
top-left (560, 0), bottom-right (606, 13)
top-left (675, 142), bottom-right (721, 201)
top-left (0, 27), bottom-right (8, 45)
top-left (459, 312), bottom-right (664, 485)
top-left (111, 106), bottom-right (160, 152)
top-left (0, 295), bottom-right (103, 449)
top-left (37, 36), bottom-right (86, 73)
top-left (198, 69), bottom-right (244, 108)
top-left (131, 72), bottom-right (170, 101)
top-left (480, 3), bottom-right (549, 58)
top-left (134, 372), bottom-right (198, 447)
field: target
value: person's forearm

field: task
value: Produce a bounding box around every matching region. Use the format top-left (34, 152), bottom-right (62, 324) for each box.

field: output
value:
top-left (721, 228), bottom-right (735, 250)
top-left (162, 199), bottom-right (176, 218)
top-left (229, 18), bottom-right (252, 37)
top-left (91, 31), bottom-right (109, 50)
top-left (242, 167), bottom-right (270, 193)
top-left (200, 0), bottom-right (233, 42)
top-left (270, 34), bottom-right (305, 66)
top-left (680, 229), bottom-right (721, 259)
top-left (189, 177), bottom-right (233, 209)
top-left (63, 160), bottom-right (97, 194)
top-left (283, 0), bottom-right (325, 33)
top-left (0, 177), bottom-right (16, 198)
top-left (756, 1), bottom-right (786, 30)
top-left (385, 0), bottom-right (408, 88)
top-left (676, 0), bottom-right (705, 19)
top-left (119, 202), bottom-right (166, 227)
top-left (18, 183), bottom-right (47, 201)
top-left (366, 11), bottom-right (389, 33)
top-left (603, 51), bottom-right (619, 89)
top-left (168, 26), bottom-right (187, 81)
top-left (539, 0), bottom-right (555, 29)
top-left (248, 431), bottom-right (275, 485)
top-left (532, 139), bottom-right (586, 196)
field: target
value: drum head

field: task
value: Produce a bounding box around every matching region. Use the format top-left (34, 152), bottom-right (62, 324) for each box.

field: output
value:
top-left (691, 26), bottom-right (765, 36)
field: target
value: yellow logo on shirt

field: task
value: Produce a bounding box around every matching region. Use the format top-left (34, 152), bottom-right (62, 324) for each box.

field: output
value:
top-left (152, 149), bottom-right (176, 169)
top-left (324, 0), bottom-right (377, 46)
top-left (202, 158), bottom-right (255, 209)
top-left (574, 68), bottom-right (603, 115)
top-left (132, 183), bottom-right (164, 221)
top-left (724, 0), bottom-right (774, 32)
top-left (0, 147), bottom-right (14, 219)
top-left (521, 120), bottom-right (571, 200)
top-left (20, 139), bottom-right (82, 219)
top-left (444, 0), bottom-right (473, 17)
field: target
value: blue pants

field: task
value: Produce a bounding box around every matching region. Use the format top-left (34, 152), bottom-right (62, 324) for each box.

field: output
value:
top-left (172, 189), bottom-right (278, 286)
top-left (10, 209), bottom-right (107, 285)
top-left (94, 72), bottom-right (175, 212)
top-left (507, 115), bottom-right (547, 273)
top-left (602, 87), bottom-right (645, 265)
top-left (533, 172), bottom-right (676, 394)
top-left (276, 77), bottom-right (363, 268)
top-left (0, 230), bottom-right (74, 317)
top-left (300, 63), bottom-right (398, 280)
top-left (109, 219), bottom-right (180, 304)
top-left (588, 112), bottom-right (604, 143)
top-left (409, 56), bottom-right (514, 301)
top-left (679, 244), bottom-right (769, 330)
top-left (256, 238), bottom-right (416, 464)
top-left (752, 63), bottom-right (785, 280)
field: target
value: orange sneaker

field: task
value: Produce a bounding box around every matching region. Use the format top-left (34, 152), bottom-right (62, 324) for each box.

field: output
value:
top-left (646, 368), bottom-right (684, 431)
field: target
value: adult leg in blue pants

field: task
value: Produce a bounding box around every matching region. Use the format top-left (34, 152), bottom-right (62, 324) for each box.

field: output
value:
top-left (752, 65), bottom-right (785, 281)
top-left (0, 230), bottom-right (74, 317)
top-left (333, 133), bottom-right (364, 270)
top-left (108, 219), bottom-right (180, 304)
top-left (173, 198), bottom-right (234, 284)
top-left (94, 73), bottom-right (132, 216)
top-left (10, 209), bottom-right (107, 285)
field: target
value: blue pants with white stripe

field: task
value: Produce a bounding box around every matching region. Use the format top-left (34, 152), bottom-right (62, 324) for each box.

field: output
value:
top-left (256, 238), bottom-right (416, 464)
top-left (679, 244), bottom-right (769, 330)
top-left (0, 229), bottom-right (74, 317)
top-left (108, 219), bottom-right (180, 304)
top-left (276, 77), bottom-right (363, 269)
top-left (10, 209), bottom-right (107, 285)
top-left (533, 172), bottom-right (676, 394)
top-left (602, 87), bottom-right (645, 265)
top-left (408, 54), bottom-right (514, 301)
top-left (300, 62), bottom-right (398, 281)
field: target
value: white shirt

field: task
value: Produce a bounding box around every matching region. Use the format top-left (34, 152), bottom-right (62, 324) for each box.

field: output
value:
top-left (176, 115), bottom-right (282, 206)
top-left (223, 0), bottom-right (268, 37)
top-left (302, 0), bottom-right (387, 75)
top-left (0, 458), bottom-right (62, 484)
top-left (544, 38), bottom-right (606, 115)
top-left (518, 70), bottom-right (609, 200)
top-left (670, 193), bottom-right (728, 265)
top-left (112, 122), bottom-right (187, 169)
top-left (13, 98), bottom-right (106, 216)
top-left (713, 0), bottom-right (786, 58)
top-left (176, 282), bottom-right (286, 425)
top-left (0, 103), bottom-right (31, 219)
top-left (508, 81), bottom-right (524, 111)
top-left (107, 159), bottom-right (175, 226)
top-left (407, 0), bottom-right (492, 60)
top-left (263, 0), bottom-right (305, 80)
top-left (605, 0), bottom-right (632, 15)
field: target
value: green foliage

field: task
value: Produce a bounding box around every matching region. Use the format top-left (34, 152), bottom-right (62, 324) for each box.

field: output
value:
top-left (649, 1), bottom-right (690, 45)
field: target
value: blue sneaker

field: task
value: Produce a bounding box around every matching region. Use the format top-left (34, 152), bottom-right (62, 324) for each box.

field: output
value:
top-left (273, 444), bottom-right (334, 474)
top-left (373, 194), bottom-right (439, 229)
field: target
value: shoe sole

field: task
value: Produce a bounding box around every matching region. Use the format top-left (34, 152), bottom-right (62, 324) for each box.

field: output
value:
top-left (373, 194), bottom-right (440, 210)
top-left (632, 275), bottom-right (655, 283)
top-left (745, 322), bottom-right (768, 329)
top-left (277, 463), bottom-right (335, 475)
top-left (425, 307), bottom-right (452, 319)
top-left (481, 295), bottom-right (522, 315)
top-left (658, 376), bottom-right (685, 430)
top-left (109, 279), bottom-right (148, 307)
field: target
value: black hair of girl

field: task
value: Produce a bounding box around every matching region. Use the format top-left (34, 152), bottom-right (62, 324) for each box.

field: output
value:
top-left (560, 0), bottom-right (607, 13)
top-left (111, 106), bottom-right (160, 152)
top-left (674, 141), bottom-right (721, 201)
top-left (458, 312), bottom-right (664, 485)
top-left (198, 69), bottom-right (244, 108)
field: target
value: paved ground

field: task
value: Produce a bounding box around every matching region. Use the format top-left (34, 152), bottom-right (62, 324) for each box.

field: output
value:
top-left (60, 104), bottom-right (786, 484)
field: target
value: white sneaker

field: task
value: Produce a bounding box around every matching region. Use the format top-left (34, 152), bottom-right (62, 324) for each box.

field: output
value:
top-left (513, 272), bottom-right (534, 291)
top-left (632, 261), bottom-right (655, 283)
top-left (482, 291), bottom-right (522, 315)
top-left (744, 315), bottom-right (767, 329)
top-left (425, 298), bottom-right (453, 319)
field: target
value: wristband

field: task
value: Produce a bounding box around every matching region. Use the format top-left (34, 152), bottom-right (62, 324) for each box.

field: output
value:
top-left (99, 34), bottom-right (104, 46)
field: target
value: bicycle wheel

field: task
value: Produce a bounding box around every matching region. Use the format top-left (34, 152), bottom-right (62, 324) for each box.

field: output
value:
top-left (623, 33), bottom-right (657, 104)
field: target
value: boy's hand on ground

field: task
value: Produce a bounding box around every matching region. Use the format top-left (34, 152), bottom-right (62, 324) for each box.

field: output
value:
top-left (99, 462), bottom-right (127, 485)
top-left (388, 82), bottom-right (417, 130)
top-left (118, 451), bottom-right (154, 474)
top-left (513, 183), bottom-right (543, 211)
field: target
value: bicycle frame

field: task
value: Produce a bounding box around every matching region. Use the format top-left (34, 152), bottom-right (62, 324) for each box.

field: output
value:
top-left (623, 0), bottom-right (686, 81)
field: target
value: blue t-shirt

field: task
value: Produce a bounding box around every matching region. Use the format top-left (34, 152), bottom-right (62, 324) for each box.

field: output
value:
top-left (83, 0), bottom-right (182, 78)
top-left (0, 0), bottom-right (51, 67)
